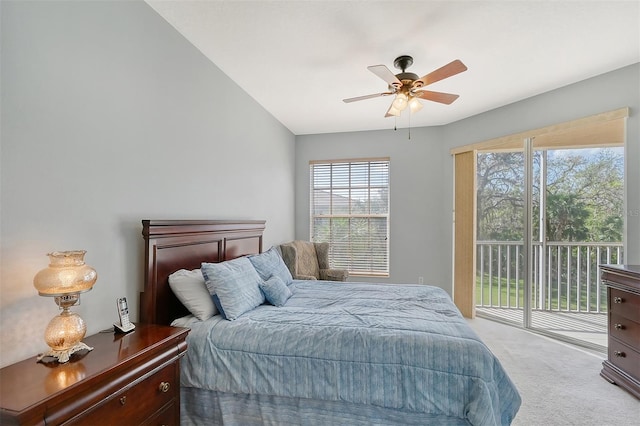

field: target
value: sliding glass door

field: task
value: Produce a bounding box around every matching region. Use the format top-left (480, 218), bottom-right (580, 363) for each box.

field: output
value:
top-left (529, 146), bottom-right (624, 347)
top-left (451, 108), bottom-right (627, 351)
top-left (475, 149), bottom-right (527, 326)
top-left (475, 143), bottom-right (624, 349)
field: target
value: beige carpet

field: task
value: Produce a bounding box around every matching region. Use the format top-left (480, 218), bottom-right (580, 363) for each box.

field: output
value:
top-left (468, 317), bottom-right (639, 426)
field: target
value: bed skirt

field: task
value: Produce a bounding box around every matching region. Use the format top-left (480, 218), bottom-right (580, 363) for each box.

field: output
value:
top-left (181, 387), bottom-right (471, 426)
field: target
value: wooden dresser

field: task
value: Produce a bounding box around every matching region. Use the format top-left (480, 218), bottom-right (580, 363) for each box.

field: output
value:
top-left (0, 323), bottom-right (188, 425)
top-left (600, 264), bottom-right (640, 399)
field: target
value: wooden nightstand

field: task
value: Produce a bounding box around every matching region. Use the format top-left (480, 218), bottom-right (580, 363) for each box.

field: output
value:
top-left (600, 264), bottom-right (640, 400)
top-left (0, 323), bottom-right (188, 425)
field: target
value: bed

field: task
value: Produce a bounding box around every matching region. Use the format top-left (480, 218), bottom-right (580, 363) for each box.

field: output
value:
top-left (140, 220), bottom-right (521, 426)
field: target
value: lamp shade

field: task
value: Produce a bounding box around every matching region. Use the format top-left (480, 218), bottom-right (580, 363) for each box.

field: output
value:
top-left (33, 251), bottom-right (97, 296)
top-left (386, 105), bottom-right (401, 117)
top-left (409, 96), bottom-right (423, 113)
top-left (392, 92), bottom-right (408, 111)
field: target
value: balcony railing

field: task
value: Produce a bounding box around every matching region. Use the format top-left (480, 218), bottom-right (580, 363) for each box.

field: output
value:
top-left (476, 241), bottom-right (624, 313)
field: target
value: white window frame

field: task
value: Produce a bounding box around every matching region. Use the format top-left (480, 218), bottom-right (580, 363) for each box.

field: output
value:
top-left (309, 158), bottom-right (390, 277)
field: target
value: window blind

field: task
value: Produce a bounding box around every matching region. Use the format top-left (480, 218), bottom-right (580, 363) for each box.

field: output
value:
top-left (310, 159), bottom-right (390, 276)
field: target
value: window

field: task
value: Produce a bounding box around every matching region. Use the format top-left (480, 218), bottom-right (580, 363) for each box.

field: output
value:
top-left (310, 158), bottom-right (390, 276)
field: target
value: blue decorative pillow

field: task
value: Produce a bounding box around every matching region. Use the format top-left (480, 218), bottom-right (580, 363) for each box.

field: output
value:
top-left (260, 275), bottom-right (292, 307)
top-left (211, 294), bottom-right (227, 320)
top-left (201, 257), bottom-right (265, 320)
top-left (248, 246), bottom-right (293, 284)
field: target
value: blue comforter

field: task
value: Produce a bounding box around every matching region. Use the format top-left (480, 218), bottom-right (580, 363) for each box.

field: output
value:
top-left (181, 281), bottom-right (521, 425)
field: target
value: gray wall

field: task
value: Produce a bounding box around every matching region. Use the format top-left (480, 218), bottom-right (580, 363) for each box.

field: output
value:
top-left (296, 63), bottom-right (640, 290)
top-left (0, 0), bottom-right (295, 366)
top-left (295, 126), bottom-right (452, 288)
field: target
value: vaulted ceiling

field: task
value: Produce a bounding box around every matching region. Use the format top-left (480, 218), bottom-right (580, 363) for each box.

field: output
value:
top-left (146, 1), bottom-right (640, 135)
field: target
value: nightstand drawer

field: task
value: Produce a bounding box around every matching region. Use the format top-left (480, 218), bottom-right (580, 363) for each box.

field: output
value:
top-left (63, 361), bottom-right (178, 426)
top-left (609, 288), bottom-right (640, 322)
top-left (142, 401), bottom-right (177, 426)
top-left (608, 338), bottom-right (640, 380)
top-left (610, 312), bottom-right (640, 348)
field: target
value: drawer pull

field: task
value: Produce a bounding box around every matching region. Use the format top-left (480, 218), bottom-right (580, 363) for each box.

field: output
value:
top-left (158, 382), bottom-right (170, 393)
top-left (613, 296), bottom-right (623, 304)
top-left (614, 323), bottom-right (624, 330)
top-left (613, 351), bottom-right (625, 358)
top-left (119, 396), bottom-right (127, 405)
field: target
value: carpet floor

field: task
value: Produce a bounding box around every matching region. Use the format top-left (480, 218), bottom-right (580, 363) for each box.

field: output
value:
top-left (468, 317), bottom-right (639, 425)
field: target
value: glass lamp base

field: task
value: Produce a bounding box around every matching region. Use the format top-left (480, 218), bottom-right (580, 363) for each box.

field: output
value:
top-left (39, 298), bottom-right (91, 363)
top-left (37, 342), bottom-right (94, 363)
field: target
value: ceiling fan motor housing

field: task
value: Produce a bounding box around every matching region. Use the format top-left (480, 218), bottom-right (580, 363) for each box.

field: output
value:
top-left (393, 55), bottom-right (414, 71)
top-left (396, 72), bottom-right (419, 83)
top-left (393, 56), bottom-right (421, 89)
top-left (388, 74), bottom-right (420, 92)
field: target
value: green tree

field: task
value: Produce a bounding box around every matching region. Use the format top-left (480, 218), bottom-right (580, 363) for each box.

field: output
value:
top-left (545, 193), bottom-right (589, 241)
top-left (477, 148), bottom-right (623, 243)
top-left (476, 152), bottom-right (524, 241)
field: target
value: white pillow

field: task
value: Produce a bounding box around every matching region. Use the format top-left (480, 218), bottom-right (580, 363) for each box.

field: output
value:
top-left (168, 269), bottom-right (217, 321)
top-left (171, 314), bottom-right (200, 328)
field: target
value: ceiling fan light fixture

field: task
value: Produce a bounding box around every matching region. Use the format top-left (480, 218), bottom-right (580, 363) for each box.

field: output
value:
top-left (386, 105), bottom-right (401, 117)
top-left (392, 92), bottom-right (408, 111)
top-left (409, 96), bottom-right (423, 113)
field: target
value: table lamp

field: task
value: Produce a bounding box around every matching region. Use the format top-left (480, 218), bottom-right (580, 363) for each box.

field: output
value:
top-left (33, 250), bottom-right (97, 363)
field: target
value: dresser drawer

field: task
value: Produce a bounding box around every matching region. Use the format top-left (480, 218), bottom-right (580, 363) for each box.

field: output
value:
top-left (610, 312), bottom-right (640, 348)
top-left (608, 338), bottom-right (640, 380)
top-left (609, 288), bottom-right (640, 322)
top-left (142, 401), bottom-right (178, 426)
top-left (63, 361), bottom-right (178, 426)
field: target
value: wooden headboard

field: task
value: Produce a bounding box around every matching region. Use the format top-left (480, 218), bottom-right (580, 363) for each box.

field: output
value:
top-left (140, 219), bottom-right (266, 325)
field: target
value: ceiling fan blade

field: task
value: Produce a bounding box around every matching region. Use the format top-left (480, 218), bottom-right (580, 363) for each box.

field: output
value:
top-left (343, 92), bottom-right (393, 103)
top-left (413, 90), bottom-right (460, 105)
top-left (367, 65), bottom-right (403, 88)
top-left (414, 59), bottom-right (467, 88)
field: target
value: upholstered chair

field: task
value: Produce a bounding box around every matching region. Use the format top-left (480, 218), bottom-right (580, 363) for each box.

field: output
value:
top-left (280, 241), bottom-right (349, 281)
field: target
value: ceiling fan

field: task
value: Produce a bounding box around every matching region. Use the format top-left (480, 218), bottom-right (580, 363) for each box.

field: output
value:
top-left (343, 55), bottom-right (468, 117)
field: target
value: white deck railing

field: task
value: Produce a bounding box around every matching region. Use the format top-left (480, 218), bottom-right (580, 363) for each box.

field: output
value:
top-left (476, 241), bottom-right (624, 313)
